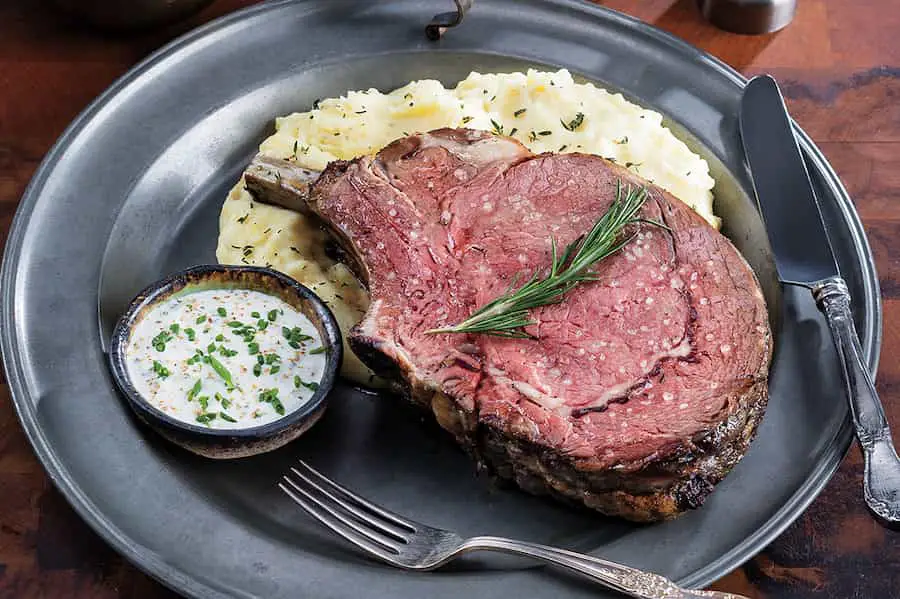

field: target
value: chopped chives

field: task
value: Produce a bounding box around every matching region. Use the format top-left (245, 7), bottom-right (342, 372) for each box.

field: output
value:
top-left (198, 396), bottom-right (209, 411)
top-left (151, 330), bottom-right (173, 352)
top-left (270, 365), bottom-right (280, 375)
top-left (217, 307), bottom-right (227, 317)
top-left (282, 326), bottom-right (313, 345)
top-left (215, 392), bottom-right (231, 410)
top-left (196, 315), bottom-right (207, 324)
top-left (207, 355), bottom-right (235, 390)
top-left (187, 379), bottom-right (202, 402)
top-left (185, 328), bottom-right (196, 342)
top-left (152, 360), bottom-right (170, 378)
top-left (295, 376), bottom-right (319, 391)
top-left (253, 364), bottom-right (262, 377)
top-left (267, 309), bottom-right (278, 322)
top-left (169, 323), bottom-right (180, 335)
top-left (215, 334), bottom-right (225, 342)
top-left (207, 343), bottom-right (217, 354)
top-left (259, 388), bottom-right (284, 415)
top-left (196, 413), bottom-right (217, 424)
top-left (309, 346), bottom-right (327, 355)
top-left (247, 342), bottom-right (260, 355)
top-left (251, 311), bottom-right (260, 318)
top-left (219, 412), bottom-right (237, 423)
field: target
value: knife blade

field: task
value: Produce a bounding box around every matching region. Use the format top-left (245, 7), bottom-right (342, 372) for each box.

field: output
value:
top-left (739, 74), bottom-right (838, 286)
top-left (740, 74), bottom-right (900, 525)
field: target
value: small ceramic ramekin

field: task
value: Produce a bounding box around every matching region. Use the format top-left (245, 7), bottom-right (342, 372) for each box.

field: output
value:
top-left (108, 265), bottom-right (343, 459)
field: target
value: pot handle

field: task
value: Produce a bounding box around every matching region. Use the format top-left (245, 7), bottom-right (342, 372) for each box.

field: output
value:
top-left (426, 0), bottom-right (474, 40)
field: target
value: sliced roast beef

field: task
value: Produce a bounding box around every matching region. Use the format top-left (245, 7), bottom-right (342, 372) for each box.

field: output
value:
top-left (247, 128), bottom-right (772, 522)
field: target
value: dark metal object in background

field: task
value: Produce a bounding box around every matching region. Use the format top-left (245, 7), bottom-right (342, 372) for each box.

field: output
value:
top-left (426, 0), bottom-right (474, 40)
top-left (50, 0), bottom-right (215, 30)
top-left (697, 0), bottom-right (796, 34)
top-left (740, 75), bottom-right (900, 525)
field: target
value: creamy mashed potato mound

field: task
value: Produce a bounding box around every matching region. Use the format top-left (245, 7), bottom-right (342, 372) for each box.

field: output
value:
top-left (218, 69), bottom-right (718, 384)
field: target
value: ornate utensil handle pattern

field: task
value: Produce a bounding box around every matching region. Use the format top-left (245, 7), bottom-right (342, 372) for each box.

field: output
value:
top-left (813, 276), bottom-right (900, 523)
top-left (458, 537), bottom-right (748, 598)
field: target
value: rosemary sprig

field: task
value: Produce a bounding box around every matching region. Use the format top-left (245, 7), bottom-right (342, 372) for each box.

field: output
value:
top-left (426, 181), bottom-right (651, 338)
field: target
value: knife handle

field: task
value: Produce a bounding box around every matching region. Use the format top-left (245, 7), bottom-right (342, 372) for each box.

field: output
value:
top-left (812, 276), bottom-right (900, 523)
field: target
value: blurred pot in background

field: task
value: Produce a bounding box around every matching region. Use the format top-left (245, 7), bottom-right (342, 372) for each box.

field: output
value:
top-left (696, 0), bottom-right (796, 34)
top-left (50, 0), bottom-right (216, 31)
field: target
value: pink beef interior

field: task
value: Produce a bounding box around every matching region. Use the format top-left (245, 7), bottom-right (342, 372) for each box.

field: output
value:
top-left (310, 128), bottom-right (770, 473)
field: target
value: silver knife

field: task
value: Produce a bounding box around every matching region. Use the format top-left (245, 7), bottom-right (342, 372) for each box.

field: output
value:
top-left (740, 74), bottom-right (900, 523)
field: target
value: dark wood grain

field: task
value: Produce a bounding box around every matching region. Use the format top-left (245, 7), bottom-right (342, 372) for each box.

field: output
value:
top-left (1, 1), bottom-right (898, 597)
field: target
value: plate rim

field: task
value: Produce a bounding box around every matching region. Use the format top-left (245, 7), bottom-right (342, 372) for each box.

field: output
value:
top-left (0, 1), bottom-right (881, 597)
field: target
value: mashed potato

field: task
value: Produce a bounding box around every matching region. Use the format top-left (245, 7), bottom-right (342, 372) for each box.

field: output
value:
top-left (217, 69), bottom-right (717, 385)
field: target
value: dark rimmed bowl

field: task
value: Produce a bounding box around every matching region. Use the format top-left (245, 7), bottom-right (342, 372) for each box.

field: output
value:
top-left (108, 265), bottom-right (343, 459)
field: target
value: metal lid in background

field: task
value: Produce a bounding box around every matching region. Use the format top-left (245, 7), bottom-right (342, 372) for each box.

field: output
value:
top-left (697, 0), bottom-right (797, 34)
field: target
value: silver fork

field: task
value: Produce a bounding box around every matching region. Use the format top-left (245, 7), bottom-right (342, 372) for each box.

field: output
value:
top-left (279, 461), bottom-right (749, 599)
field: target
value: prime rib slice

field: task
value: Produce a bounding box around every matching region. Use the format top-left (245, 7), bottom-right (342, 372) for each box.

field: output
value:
top-left (245, 128), bottom-right (772, 522)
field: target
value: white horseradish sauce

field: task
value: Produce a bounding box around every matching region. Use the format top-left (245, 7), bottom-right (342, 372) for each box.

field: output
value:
top-left (125, 288), bottom-right (327, 429)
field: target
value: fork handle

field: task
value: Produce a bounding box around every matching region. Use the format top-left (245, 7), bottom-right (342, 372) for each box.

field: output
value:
top-left (460, 536), bottom-right (747, 599)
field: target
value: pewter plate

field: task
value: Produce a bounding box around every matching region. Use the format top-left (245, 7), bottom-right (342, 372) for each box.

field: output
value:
top-left (0, 1), bottom-right (881, 598)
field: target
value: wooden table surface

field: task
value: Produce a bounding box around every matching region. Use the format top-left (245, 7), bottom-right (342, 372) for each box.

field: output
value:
top-left (1, 0), bottom-right (897, 597)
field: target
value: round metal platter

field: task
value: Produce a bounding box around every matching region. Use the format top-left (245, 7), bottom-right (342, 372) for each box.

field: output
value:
top-left (0, 1), bottom-right (881, 598)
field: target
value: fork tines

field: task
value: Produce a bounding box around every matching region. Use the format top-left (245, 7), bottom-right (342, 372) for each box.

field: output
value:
top-left (279, 461), bottom-right (417, 561)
